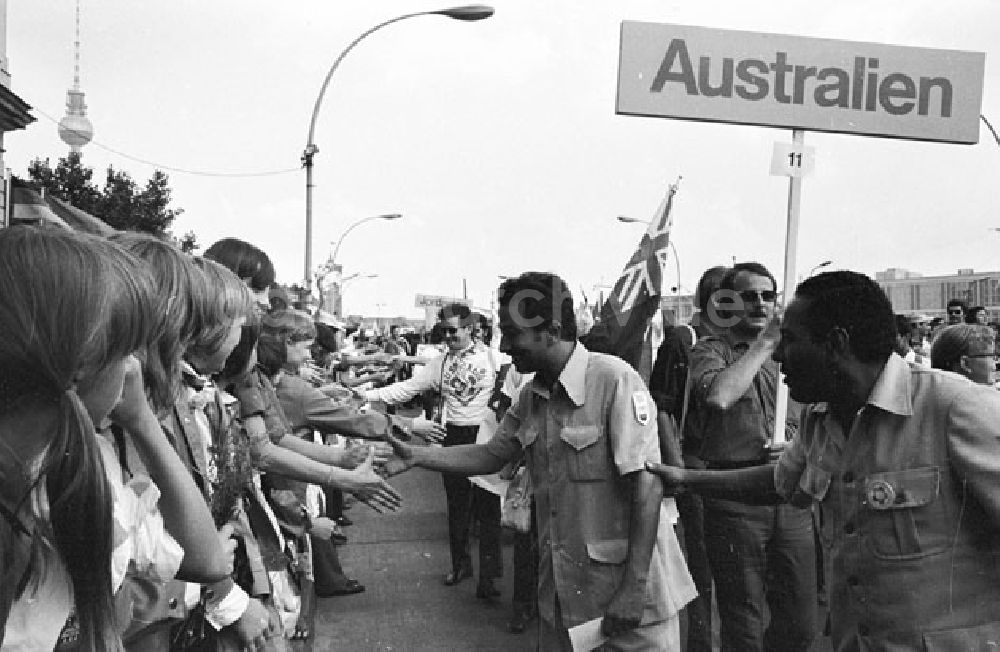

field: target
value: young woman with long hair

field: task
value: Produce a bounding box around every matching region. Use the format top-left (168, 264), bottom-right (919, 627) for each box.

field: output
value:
top-left (0, 227), bottom-right (204, 650)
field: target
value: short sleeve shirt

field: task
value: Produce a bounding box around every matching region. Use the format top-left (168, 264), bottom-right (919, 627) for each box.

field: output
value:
top-left (688, 335), bottom-right (777, 463)
top-left (486, 343), bottom-right (674, 628)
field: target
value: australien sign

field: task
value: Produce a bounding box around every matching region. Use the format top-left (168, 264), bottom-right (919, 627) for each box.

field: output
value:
top-left (617, 22), bottom-right (985, 144)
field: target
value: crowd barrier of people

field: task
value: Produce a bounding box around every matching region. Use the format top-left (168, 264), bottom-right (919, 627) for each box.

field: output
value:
top-left (4, 224), bottom-right (1000, 652)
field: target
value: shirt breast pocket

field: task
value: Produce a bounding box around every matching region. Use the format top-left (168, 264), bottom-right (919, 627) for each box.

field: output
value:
top-left (559, 425), bottom-right (606, 482)
top-left (862, 466), bottom-right (949, 560)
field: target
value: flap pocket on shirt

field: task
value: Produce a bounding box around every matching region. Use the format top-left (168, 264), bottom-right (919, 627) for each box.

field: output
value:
top-left (559, 425), bottom-right (601, 451)
top-left (862, 466), bottom-right (947, 560)
top-left (862, 466), bottom-right (939, 511)
top-left (586, 539), bottom-right (629, 565)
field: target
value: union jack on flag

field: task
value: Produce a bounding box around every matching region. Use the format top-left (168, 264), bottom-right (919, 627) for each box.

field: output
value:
top-left (582, 178), bottom-right (679, 379)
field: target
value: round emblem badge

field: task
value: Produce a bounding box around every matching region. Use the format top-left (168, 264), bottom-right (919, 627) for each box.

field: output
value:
top-left (866, 480), bottom-right (896, 508)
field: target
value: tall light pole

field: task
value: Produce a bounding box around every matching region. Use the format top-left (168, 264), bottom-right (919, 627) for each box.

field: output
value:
top-left (318, 213), bottom-right (401, 314)
top-left (301, 4), bottom-right (494, 294)
top-left (616, 215), bottom-right (683, 294)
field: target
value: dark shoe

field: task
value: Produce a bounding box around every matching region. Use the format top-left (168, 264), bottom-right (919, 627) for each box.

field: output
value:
top-left (315, 581), bottom-right (365, 597)
top-left (335, 516), bottom-right (353, 527)
top-left (443, 565), bottom-right (472, 586)
top-left (507, 612), bottom-right (533, 634)
top-left (475, 579), bottom-right (501, 600)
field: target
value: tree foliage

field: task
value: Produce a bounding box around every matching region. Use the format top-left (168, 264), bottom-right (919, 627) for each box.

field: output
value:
top-left (26, 153), bottom-right (187, 238)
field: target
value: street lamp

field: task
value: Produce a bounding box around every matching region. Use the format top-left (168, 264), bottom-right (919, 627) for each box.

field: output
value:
top-left (336, 273), bottom-right (378, 316)
top-left (317, 213), bottom-right (401, 314)
top-left (616, 215), bottom-right (683, 294)
top-left (329, 213), bottom-right (402, 271)
top-left (342, 272), bottom-right (379, 285)
top-left (301, 5), bottom-right (494, 292)
top-left (808, 260), bottom-right (833, 276)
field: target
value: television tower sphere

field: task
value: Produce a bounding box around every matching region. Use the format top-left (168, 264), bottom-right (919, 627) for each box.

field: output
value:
top-left (59, 109), bottom-right (94, 152)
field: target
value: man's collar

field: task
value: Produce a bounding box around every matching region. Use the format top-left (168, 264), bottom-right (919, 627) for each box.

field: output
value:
top-left (797, 354), bottom-right (911, 417)
top-left (864, 353), bottom-right (913, 416)
top-left (531, 341), bottom-right (588, 407)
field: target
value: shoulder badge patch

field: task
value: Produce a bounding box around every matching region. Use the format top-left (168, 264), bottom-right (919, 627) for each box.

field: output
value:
top-left (632, 391), bottom-right (651, 426)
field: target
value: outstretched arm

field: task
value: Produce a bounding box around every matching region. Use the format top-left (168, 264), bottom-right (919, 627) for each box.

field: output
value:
top-left (644, 461), bottom-right (781, 502)
top-left (362, 357), bottom-right (439, 405)
top-left (385, 431), bottom-right (510, 478)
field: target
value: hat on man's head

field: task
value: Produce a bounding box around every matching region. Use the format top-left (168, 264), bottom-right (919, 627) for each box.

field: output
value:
top-left (314, 310), bottom-right (346, 330)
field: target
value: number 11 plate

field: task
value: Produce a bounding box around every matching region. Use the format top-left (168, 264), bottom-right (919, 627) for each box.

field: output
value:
top-left (770, 142), bottom-right (816, 178)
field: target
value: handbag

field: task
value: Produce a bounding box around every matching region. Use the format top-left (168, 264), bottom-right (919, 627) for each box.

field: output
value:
top-left (500, 465), bottom-right (532, 533)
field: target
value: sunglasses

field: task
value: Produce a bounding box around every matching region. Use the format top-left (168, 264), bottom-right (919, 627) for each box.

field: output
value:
top-left (948, 309), bottom-right (964, 315)
top-left (440, 327), bottom-right (463, 335)
top-left (738, 290), bottom-right (777, 304)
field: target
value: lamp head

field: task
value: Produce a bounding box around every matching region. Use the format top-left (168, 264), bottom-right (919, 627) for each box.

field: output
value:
top-left (380, 213), bottom-right (403, 220)
top-left (434, 4), bottom-right (494, 20)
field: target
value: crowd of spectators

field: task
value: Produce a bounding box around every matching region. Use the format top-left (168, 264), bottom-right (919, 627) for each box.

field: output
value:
top-left (7, 223), bottom-right (1000, 652)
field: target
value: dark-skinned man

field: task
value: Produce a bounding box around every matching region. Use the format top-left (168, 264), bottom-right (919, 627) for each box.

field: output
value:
top-left (387, 272), bottom-right (694, 650)
top-left (648, 270), bottom-right (1000, 650)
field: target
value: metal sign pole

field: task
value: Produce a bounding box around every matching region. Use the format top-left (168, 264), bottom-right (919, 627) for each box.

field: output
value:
top-left (773, 129), bottom-right (805, 446)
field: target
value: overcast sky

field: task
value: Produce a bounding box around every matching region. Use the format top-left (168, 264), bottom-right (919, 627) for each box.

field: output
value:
top-left (6, 1), bottom-right (998, 318)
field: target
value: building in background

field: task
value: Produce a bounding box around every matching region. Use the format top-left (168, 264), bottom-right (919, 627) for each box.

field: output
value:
top-left (0, 0), bottom-right (37, 227)
top-left (877, 267), bottom-right (1000, 321)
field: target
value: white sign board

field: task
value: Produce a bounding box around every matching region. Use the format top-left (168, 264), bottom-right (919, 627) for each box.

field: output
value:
top-left (770, 142), bottom-right (816, 177)
top-left (414, 294), bottom-right (471, 309)
top-left (617, 22), bottom-right (985, 144)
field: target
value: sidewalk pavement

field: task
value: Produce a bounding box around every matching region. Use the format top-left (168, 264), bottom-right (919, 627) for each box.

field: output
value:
top-left (310, 466), bottom-right (537, 651)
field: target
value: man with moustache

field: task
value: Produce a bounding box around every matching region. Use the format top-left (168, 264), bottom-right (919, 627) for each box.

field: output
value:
top-left (361, 303), bottom-right (503, 598)
top-left (648, 270), bottom-right (1000, 650)
top-left (685, 262), bottom-right (816, 652)
top-left (384, 272), bottom-right (695, 650)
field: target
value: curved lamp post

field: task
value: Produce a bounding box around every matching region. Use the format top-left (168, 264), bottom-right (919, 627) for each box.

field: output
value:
top-left (329, 213), bottom-right (402, 271)
top-left (301, 5), bottom-right (494, 293)
top-left (808, 260), bottom-right (833, 277)
top-left (616, 215), bottom-right (683, 293)
top-left (317, 213), bottom-right (401, 314)
top-left (336, 273), bottom-right (378, 316)
top-left (341, 271), bottom-right (379, 286)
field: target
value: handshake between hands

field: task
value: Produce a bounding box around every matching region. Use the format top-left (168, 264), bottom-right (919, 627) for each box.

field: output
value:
top-left (339, 414), bottom-right (445, 514)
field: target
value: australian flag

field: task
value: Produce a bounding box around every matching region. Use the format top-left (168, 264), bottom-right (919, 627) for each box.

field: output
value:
top-left (582, 179), bottom-right (678, 382)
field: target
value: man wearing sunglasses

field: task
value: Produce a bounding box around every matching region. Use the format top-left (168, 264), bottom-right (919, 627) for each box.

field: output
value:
top-left (361, 302), bottom-right (504, 599)
top-left (946, 299), bottom-right (968, 326)
top-left (685, 262), bottom-right (817, 651)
